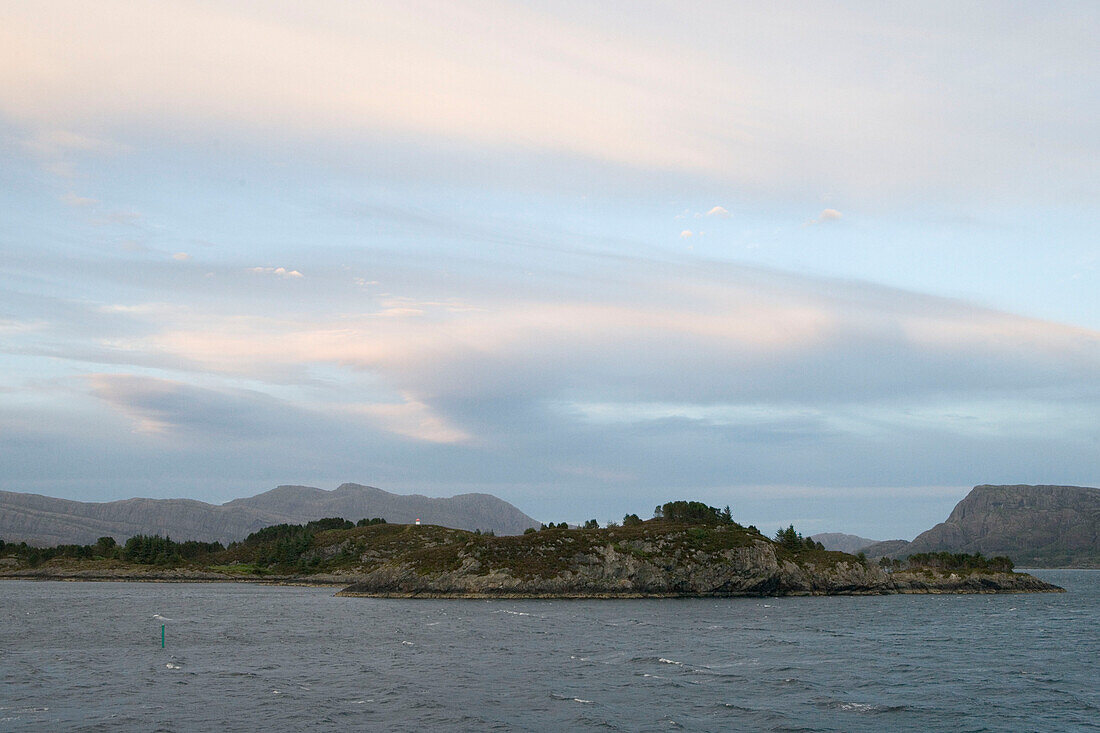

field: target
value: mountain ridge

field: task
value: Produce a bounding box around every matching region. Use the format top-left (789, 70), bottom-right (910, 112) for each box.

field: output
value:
top-left (0, 484), bottom-right (539, 545)
top-left (860, 484), bottom-right (1100, 568)
top-left (809, 532), bottom-right (880, 554)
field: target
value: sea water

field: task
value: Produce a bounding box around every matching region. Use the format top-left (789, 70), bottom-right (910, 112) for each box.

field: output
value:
top-left (1, 570), bottom-right (1096, 732)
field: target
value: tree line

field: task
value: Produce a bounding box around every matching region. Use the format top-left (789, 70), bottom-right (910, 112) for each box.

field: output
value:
top-left (0, 515), bottom-right (389, 568)
top-left (880, 551), bottom-right (1013, 573)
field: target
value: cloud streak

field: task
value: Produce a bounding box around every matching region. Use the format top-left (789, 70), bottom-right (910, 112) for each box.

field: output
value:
top-left (86, 260), bottom-right (1098, 414)
top-left (2, 2), bottom-right (1096, 202)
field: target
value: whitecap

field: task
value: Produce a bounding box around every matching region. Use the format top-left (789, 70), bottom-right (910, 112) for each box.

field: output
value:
top-left (839, 701), bottom-right (877, 712)
top-left (165, 663), bottom-right (181, 670)
top-left (658, 658), bottom-right (684, 665)
top-left (401, 641), bottom-right (414, 646)
top-left (153, 614), bottom-right (173, 622)
top-left (573, 698), bottom-right (593, 704)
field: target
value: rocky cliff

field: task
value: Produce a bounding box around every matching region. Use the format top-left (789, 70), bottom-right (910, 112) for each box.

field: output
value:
top-left (0, 484), bottom-right (539, 545)
top-left (865, 485), bottom-right (1100, 568)
top-left (329, 522), bottom-right (1061, 598)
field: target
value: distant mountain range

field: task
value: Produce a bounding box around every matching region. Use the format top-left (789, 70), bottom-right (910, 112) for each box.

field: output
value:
top-left (860, 484), bottom-right (1100, 568)
top-left (0, 483), bottom-right (540, 546)
top-left (809, 532), bottom-right (880, 554)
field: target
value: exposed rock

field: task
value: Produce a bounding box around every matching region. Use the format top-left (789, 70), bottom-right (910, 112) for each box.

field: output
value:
top-left (863, 485), bottom-right (1100, 568)
top-left (334, 524), bottom-right (1062, 598)
top-left (889, 569), bottom-right (1062, 594)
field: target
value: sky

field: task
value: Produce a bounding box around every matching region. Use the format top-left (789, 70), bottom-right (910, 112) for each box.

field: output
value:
top-left (1, 1), bottom-right (1097, 539)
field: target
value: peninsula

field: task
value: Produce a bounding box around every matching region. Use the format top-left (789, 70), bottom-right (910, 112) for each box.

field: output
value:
top-left (1, 501), bottom-right (1063, 596)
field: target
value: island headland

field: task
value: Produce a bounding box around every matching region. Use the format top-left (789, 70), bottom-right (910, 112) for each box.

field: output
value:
top-left (1, 501), bottom-right (1063, 596)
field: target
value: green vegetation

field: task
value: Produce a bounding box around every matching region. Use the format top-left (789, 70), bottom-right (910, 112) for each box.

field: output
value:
top-left (0, 533), bottom-right (224, 567)
top-left (773, 525), bottom-right (825, 553)
top-left (122, 535), bottom-right (224, 565)
top-left (653, 501), bottom-right (737, 526)
top-left (880, 551), bottom-right (1014, 573)
top-left (356, 517), bottom-right (387, 527)
top-left (0, 502), bottom-right (1023, 584)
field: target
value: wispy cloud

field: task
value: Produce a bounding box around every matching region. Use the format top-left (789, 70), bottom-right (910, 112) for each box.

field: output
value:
top-left (343, 395), bottom-right (473, 445)
top-left (18, 128), bottom-right (127, 177)
top-left (61, 192), bottom-right (98, 207)
top-left (92, 260), bottom-right (1098, 413)
top-left (808, 208), bottom-right (843, 225)
top-left (2, 3), bottom-right (1094, 202)
top-left (249, 266), bottom-right (303, 278)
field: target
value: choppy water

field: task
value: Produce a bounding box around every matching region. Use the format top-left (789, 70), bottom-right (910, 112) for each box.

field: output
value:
top-left (1, 570), bottom-right (1097, 732)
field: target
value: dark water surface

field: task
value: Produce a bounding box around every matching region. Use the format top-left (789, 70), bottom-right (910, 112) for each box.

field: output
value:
top-left (1, 570), bottom-right (1097, 732)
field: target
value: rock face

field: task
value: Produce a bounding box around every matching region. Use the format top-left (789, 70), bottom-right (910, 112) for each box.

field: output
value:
top-left (342, 542), bottom-right (892, 597)
top-left (810, 532), bottom-right (880, 554)
top-left (888, 569), bottom-right (1061, 594)
top-left (868, 485), bottom-right (1100, 568)
top-left (0, 484), bottom-right (539, 545)
top-left (332, 523), bottom-right (1062, 598)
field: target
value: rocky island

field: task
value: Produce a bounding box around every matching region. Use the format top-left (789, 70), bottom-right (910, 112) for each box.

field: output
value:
top-left (1, 501), bottom-right (1063, 596)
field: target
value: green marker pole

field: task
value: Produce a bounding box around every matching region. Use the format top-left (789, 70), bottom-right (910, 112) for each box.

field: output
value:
top-left (161, 624), bottom-right (165, 648)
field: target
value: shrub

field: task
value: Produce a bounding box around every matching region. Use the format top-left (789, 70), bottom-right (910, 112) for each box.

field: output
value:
top-left (657, 501), bottom-right (738, 526)
top-left (356, 517), bottom-right (387, 527)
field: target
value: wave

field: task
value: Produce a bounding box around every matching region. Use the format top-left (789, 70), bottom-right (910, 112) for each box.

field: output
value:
top-left (819, 699), bottom-right (908, 714)
top-left (550, 693), bottom-right (595, 704)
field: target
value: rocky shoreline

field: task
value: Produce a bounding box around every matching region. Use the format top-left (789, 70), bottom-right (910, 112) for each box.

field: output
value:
top-left (1, 565), bottom-right (1063, 597)
top-left (0, 566), bottom-right (351, 586)
top-left (333, 549), bottom-right (1064, 598)
top-left (1, 523), bottom-right (1066, 597)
